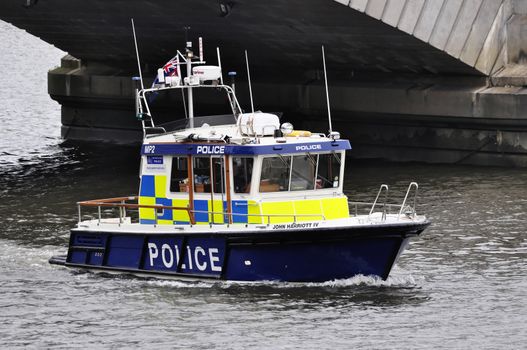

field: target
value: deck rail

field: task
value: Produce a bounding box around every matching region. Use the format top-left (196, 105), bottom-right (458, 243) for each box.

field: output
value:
top-left (349, 201), bottom-right (402, 216)
top-left (77, 196), bottom-right (326, 227)
top-left (349, 182), bottom-right (421, 222)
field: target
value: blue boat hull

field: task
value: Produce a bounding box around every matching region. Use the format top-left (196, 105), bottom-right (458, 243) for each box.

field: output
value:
top-left (50, 223), bottom-right (429, 282)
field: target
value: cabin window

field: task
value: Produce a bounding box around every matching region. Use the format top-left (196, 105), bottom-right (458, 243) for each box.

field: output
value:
top-left (211, 157), bottom-right (225, 194)
top-left (260, 156), bottom-right (291, 192)
top-left (290, 155), bottom-right (316, 191)
top-left (316, 153), bottom-right (341, 189)
top-left (170, 156), bottom-right (189, 192)
top-left (258, 152), bottom-right (342, 193)
top-left (193, 157), bottom-right (212, 193)
top-left (233, 157), bottom-right (253, 193)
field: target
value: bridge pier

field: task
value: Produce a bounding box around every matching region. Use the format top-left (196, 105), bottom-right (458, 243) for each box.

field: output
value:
top-left (49, 55), bottom-right (527, 166)
top-left (48, 56), bottom-right (141, 143)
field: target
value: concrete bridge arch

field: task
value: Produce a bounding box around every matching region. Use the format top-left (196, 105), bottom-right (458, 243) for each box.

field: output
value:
top-left (337, 0), bottom-right (527, 84)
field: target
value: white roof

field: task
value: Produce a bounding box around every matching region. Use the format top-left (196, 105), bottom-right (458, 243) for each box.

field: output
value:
top-left (144, 123), bottom-right (333, 146)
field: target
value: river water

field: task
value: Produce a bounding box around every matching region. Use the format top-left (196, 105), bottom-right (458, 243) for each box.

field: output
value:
top-left (1, 21), bottom-right (526, 349)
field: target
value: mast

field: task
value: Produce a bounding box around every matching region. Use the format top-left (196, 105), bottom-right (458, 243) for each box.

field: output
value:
top-left (186, 51), bottom-right (194, 128)
top-left (184, 27), bottom-right (195, 129)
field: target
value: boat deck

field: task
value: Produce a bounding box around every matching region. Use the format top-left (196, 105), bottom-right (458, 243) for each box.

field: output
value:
top-left (74, 213), bottom-right (428, 234)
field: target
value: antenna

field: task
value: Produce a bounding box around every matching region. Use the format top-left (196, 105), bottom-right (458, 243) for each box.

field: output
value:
top-left (216, 47), bottom-right (224, 84)
top-left (245, 50), bottom-right (255, 113)
top-left (199, 37), bottom-right (204, 62)
top-left (184, 26), bottom-right (191, 52)
top-left (131, 18), bottom-right (145, 90)
top-left (322, 45), bottom-right (332, 133)
top-left (182, 27), bottom-right (194, 128)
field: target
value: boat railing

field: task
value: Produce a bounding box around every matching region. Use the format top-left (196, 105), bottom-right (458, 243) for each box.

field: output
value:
top-left (349, 182), bottom-right (420, 222)
top-left (77, 196), bottom-right (326, 227)
top-left (192, 210), bottom-right (326, 226)
top-left (77, 196), bottom-right (197, 225)
top-left (349, 201), bottom-right (402, 217)
top-left (398, 182), bottom-right (418, 220)
top-left (156, 114), bottom-right (237, 134)
top-left (144, 126), bottom-right (167, 135)
top-left (368, 184), bottom-right (389, 221)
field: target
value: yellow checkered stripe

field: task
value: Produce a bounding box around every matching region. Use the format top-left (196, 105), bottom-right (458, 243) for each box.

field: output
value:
top-left (138, 196), bottom-right (193, 224)
top-left (138, 175), bottom-right (349, 225)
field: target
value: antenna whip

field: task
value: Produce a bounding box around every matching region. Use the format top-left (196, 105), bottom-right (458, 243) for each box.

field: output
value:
top-left (322, 45), bottom-right (332, 133)
top-left (245, 50), bottom-right (255, 113)
top-left (131, 18), bottom-right (145, 90)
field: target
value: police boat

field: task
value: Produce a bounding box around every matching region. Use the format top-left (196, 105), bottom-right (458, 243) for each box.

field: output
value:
top-left (49, 37), bottom-right (430, 282)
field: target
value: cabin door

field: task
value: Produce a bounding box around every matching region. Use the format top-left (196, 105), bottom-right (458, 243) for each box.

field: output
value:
top-left (210, 156), bottom-right (226, 224)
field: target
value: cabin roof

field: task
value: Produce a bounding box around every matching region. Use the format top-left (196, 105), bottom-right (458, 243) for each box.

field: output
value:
top-left (142, 124), bottom-right (351, 156)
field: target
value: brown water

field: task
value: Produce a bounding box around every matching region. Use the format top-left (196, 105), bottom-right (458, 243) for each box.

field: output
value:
top-left (1, 20), bottom-right (526, 349)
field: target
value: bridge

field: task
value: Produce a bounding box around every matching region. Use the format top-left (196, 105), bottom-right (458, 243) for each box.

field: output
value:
top-left (1, 0), bottom-right (527, 166)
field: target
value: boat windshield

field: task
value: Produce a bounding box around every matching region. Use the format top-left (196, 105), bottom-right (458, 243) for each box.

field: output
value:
top-left (260, 156), bottom-right (291, 192)
top-left (159, 114), bottom-right (237, 133)
top-left (259, 152), bottom-right (342, 192)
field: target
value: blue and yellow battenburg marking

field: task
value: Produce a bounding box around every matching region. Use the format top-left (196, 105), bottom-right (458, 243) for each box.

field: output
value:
top-left (138, 175), bottom-right (349, 225)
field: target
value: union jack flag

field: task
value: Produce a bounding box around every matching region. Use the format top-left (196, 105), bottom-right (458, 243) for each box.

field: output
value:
top-left (162, 56), bottom-right (180, 76)
top-left (151, 55), bottom-right (179, 88)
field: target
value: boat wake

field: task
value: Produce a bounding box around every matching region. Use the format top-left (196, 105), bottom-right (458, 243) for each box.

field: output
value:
top-left (0, 240), bottom-right (61, 267)
top-left (139, 268), bottom-right (421, 289)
